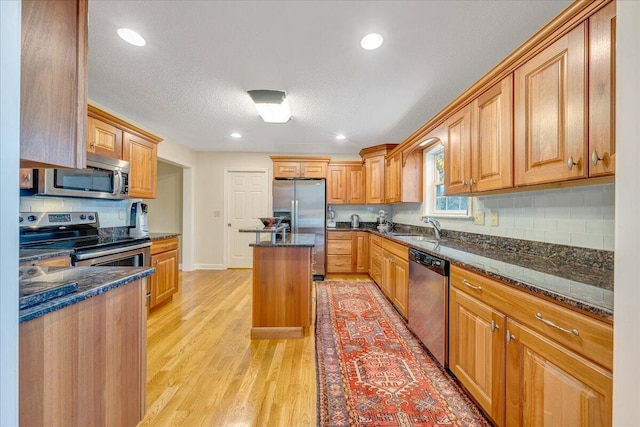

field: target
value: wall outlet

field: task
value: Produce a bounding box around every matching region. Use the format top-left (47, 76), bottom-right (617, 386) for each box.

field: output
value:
top-left (473, 212), bottom-right (485, 225)
top-left (118, 210), bottom-right (126, 220)
top-left (491, 212), bottom-right (499, 226)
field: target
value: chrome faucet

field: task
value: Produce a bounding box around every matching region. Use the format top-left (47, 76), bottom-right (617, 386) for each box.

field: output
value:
top-left (423, 217), bottom-right (442, 239)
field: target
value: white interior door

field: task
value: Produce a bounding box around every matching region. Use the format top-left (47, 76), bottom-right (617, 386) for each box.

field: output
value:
top-left (226, 170), bottom-right (269, 268)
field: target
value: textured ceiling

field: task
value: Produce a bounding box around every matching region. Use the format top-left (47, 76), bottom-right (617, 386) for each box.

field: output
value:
top-left (88, 0), bottom-right (571, 155)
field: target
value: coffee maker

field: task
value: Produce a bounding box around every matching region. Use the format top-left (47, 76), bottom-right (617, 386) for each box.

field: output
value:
top-left (129, 200), bottom-right (149, 237)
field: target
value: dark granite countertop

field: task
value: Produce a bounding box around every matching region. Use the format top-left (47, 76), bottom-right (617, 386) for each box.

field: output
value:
top-left (19, 266), bottom-right (155, 323)
top-left (19, 248), bottom-right (74, 263)
top-left (329, 222), bottom-right (613, 320)
top-left (148, 232), bottom-right (181, 241)
top-left (249, 233), bottom-right (316, 247)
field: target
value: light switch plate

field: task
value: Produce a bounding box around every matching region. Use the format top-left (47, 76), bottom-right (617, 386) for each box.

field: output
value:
top-left (118, 210), bottom-right (125, 220)
top-left (491, 212), bottom-right (499, 226)
top-left (213, 210), bottom-right (221, 218)
top-left (473, 212), bottom-right (485, 225)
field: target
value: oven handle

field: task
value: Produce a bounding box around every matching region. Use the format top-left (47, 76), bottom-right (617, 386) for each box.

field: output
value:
top-left (74, 242), bottom-right (151, 261)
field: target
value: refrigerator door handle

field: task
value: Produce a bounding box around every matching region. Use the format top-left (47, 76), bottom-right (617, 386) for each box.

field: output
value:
top-left (295, 200), bottom-right (299, 232)
top-left (291, 200), bottom-right (295, 230)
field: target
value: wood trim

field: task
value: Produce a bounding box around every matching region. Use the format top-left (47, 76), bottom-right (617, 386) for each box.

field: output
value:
top-left (75, 0), bottom-right (88, 168)
top-left (250, 327), bottom-right (305, 339)
top-left (88, 105), bottom-right (163, 144)
top-left (359, 143), bottom-right (398, 159)
top-left (399, 0), bottom-right (612, 156)
top-left (269, 156), bottom-right (331, 162)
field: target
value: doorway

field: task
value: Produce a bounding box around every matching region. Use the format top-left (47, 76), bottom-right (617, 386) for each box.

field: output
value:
top-left (225, 169), bottom-right (270, 268)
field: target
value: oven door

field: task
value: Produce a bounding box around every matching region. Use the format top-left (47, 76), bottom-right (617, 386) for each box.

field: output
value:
top-left (74, 243), bottom-right (151, 267)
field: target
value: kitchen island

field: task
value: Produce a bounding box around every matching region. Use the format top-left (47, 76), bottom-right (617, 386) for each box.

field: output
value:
top-left (246, 232), bottom-right (315, 339)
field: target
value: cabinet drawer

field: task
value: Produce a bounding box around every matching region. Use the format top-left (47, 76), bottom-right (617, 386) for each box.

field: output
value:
top-left (327, 255), bottom-right (352, 272)
top-left (327, 240), bottom-right (351, 255)
top-left (20, 255), bottom-right (71, 267)
top-left (151, 237), bottom-right (179, 255)
top-left (381, 238), bottom-right (408, 260)
top-left (450, 266), bottom-right (613, 370)
top-left (301, 162), bottom-right (327, 178)
top-left (369, 234), bottom-right (382, 247)
top-left (327, 231), bottom-right (352, 240)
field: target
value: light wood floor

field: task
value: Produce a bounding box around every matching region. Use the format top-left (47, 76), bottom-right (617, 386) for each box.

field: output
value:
top-left (141, 269), bottom-right (326, 426)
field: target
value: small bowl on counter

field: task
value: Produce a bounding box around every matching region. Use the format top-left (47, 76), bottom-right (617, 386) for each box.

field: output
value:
top-left (258, 217), bottom-right (285, 229)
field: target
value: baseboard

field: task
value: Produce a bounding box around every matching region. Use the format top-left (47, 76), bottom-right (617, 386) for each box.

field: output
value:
top-left (194, 264), bottom-right (226, 270)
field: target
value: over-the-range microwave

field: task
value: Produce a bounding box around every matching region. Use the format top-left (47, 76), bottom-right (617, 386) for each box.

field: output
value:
top-left (37, 152), bottom-right (130, 200)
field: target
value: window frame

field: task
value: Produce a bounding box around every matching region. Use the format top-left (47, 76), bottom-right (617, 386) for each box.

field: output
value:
top-left (423, 143), bottom-right (472, 218)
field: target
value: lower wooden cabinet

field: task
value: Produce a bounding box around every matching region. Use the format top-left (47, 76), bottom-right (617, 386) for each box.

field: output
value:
top-left (20, 278), bottom-right (147, 425)
top-left (326, 231), bottom-right (368, 274)
top-left (449, 265), bottom-right (612, 426)
top-left (20, 255), bottom-right (71, 267)
top-left (381, 239), bottom-right (409, 317)
top-left (369, 235), bottom-right (383, 285)
top-left (150, 237), bottom-right (179, 310)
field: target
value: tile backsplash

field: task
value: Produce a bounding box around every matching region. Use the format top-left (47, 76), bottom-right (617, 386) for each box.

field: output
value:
top-left (391, 184), bottom-right (615, 251)
top-left (20, 196), bottom-right (131, 228)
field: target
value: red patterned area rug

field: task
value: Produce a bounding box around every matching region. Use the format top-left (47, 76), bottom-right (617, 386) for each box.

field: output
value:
top-left (316, 280), bottom-right (490, 427)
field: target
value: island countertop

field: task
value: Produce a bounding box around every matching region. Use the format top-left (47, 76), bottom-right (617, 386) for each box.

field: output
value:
top-left (19, 266), bottom-right (155, 323)
top-left (248, 233), bottom-right (316, 247)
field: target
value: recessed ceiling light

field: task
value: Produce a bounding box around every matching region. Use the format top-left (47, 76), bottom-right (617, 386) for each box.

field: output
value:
top-left (336, 134), bottom-right (346, 140)
top-left (361, 33), bottom-right (383, 50)
top-left (230, 132), bottom-right (242, 138)
top-left (117, 28), bottom-right (146, 47)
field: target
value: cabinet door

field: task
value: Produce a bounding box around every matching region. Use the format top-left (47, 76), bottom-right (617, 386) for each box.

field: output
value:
top-left (19, 169), bottom-right (34, 189)
top-left (471, 75), bottom-right (513, 192)
top-left (380, 253), bottom-right (394, 298)
top-left (515, 23), bottom-right (587, 186)
top-left (444, 105), bottom-right (472, 195)
top-left (369, 243), bottom-right (383, 285)
top-left (449, 288), bottom-right (506, 426)
top-left (150, 249), bottom-right (178, 308)
top-left (20, 0), bottom-right (87, 169)
top-left (385, 153), bottom-right (401, 203)
top-left (365, 155), bottom-right (385, 204)
top-left (505, 319), bottom-right (612, 427)
top-left (123, 132), bottom-right (158, 199)
top-left (87, 116), bottom-right (123, 159)
top-left (301, 161), bottom-right (327, 178)
top-left (389, 253), bottom-right (409, 317)
top-left (347, 165), bottom-right (366, 204)
top-left (273, 161), bottom-right (300, 178)
top-left (353, 232), bottom-right (369, 273)
top-left (327, 165), bottom-right (347, 204)
top-left (589, 2), bottom-right (616, 177)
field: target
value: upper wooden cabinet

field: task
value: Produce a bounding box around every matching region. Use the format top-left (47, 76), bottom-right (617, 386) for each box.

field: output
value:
top-left (327, 162), bottom-right (365, 204)
top-left (271, 157), bottom-right (330, 179)
top-left (360, 144), bottom-right (396, 204)
top-left (87, 116), bottom-right (123, 159)
top-left (385, 150), bottom-right (423, 203)
top-left (88, 105), bottom-right (162, 199)
top-left (589, 2), bottom-right (616, 177)
top-left (20, 0), bottom-right (88, 169)
top-left (124, 132), bottom-right (158, 199)
top-left (443, 106), bottom-right (472, 195)
top-left (514, 22), bottom-right (588, 186)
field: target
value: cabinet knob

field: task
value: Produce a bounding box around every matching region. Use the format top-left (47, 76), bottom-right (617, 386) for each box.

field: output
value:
top-left (469, 178), bottom-right (475, 189)
top-left (90, 142), bottom-right (96, 149)
top-left (591, 150), bottom-right (604, 166)
top-left (490, 320), bottom-right (499, 332)
top-left (506, 330), bottom-right (516, 344)
top-left (23, 173), bottom-right (31, 183)
top-left (462, 180), bottom-right (467, 188)
top-left (567, 156), bottom-right (579, 170)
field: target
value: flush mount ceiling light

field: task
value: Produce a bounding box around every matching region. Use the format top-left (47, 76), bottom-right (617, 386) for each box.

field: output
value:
top-left (117, 28), bottom-right (146, 47)
top-left (247, 90), bottom-right (291, 124)
top-left (230, 132), bottom-right (242, 138)
top-left (360, 33), bottom-right (383, 50)
top-left (336, 134), bottom-right (346, 140)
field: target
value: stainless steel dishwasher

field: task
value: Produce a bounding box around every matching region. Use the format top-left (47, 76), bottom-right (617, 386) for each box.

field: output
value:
top-left (408, 248), bottom-right (449, 367)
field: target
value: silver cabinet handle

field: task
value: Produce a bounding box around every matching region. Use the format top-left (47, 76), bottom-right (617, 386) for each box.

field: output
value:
top-left (567, 156), bottom-right (579, 170)
top-left (591, 150), bottom-right (604, 166)
top-left (469, 178), bottom-right (475, 188)
top-left (462, 180), bottom-right (467, 188)
top-left (462, 279), bottom-right (482, 291)
top-left (535, 313), bottom-right (579, 336)
top-left (490, 320), bottom-right (499, 332)
top-left (506, 330), bottom-right (516, 344)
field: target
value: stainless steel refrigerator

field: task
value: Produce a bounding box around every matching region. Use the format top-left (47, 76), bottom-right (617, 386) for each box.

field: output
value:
top-left (273, 179), bottom-right (326, 279)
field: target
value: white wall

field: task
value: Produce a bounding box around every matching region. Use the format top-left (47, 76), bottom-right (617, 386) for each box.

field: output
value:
top-left (0, 1), bottom-right (20, 424)
top-left (392, 184), bottom-right (615, 250)
top-left (613, 1), bottom-right (640, 423)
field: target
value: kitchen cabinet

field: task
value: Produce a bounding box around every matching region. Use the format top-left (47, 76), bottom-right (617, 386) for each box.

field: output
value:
top-left (124, 132), bottom-right (158, 199)
top-left (270, 156), bottom-right (330, 178)
top-left (360, 144), bottom-right (396, 204)
top-left (368, 234), bottom-right (383, 285)
top-left (385, 149), bottom-right (423, 203)
top-left (87, 115), bottom-right (123, 159)
top-left (326, 231), bottom-right (368, 274)
top-left (589, 2), bottom-right (616, 177)
top-left (449, 265), bottom-right (612, 426)
top-left (19, 169), bottom-right (34, 189)
top-left (150, 237), bottom-right (179, 311)
top-left (327, 162), bottom-right (365, 204)
top-left (382, 238), bottom-right (409, 317)
top-left (20, 278), bottom-right (147, 426)
top-left (88, 105), bottom-right (163, 199)
top-left (20, 255), bottom-right (71, 268)
top-left (445, 75), bottom-right (513, 196)
top-left (514, 22), bottom-right (588, 186)
top-left (20, 0), bottom-right (88, 169)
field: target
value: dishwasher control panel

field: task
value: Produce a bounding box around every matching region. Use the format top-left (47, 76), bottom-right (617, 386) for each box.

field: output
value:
top-left (409, 248), bottom-right (448, 275)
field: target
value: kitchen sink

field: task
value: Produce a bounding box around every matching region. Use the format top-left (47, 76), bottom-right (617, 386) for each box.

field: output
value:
top-left (388, 233), bottom-right (439, 243)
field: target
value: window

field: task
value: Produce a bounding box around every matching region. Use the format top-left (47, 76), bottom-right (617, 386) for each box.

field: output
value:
top-left (423, 145), bottom-right (470, 217)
